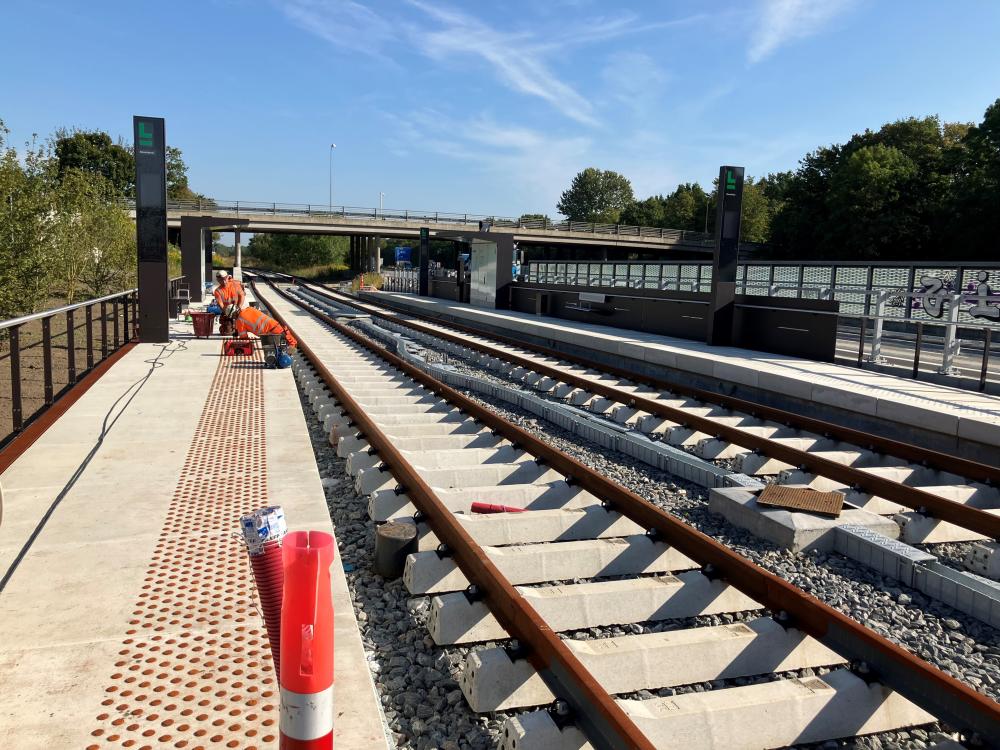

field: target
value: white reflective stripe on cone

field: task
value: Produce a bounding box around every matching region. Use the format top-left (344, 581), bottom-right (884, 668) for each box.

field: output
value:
top-left (279, 686), bottom-right (334, 741)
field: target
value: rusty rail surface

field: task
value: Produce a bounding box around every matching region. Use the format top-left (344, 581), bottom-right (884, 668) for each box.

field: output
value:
top-left (304, 283), bottom-right (1000, 540)
top-left (254, 279), bottom-right (653, 749)
top-left (256, 277), bottom-right (1000, 746)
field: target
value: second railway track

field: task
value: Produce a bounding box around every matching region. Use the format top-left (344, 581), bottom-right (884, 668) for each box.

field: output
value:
top-left (286, 278), bottom-right (1000, 547)
top-left (251, 276), bottom-right (1000, 749)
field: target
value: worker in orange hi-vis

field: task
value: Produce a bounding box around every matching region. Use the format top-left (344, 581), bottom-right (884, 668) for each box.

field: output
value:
top-left (213, 271), bottom-right (246, 336)
top-left (235, 306), bottom-right (298, 368)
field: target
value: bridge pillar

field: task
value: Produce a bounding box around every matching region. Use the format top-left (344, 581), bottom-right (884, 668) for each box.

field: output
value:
top-left (179, 216), bottom-right (248, 302)
top-left (234, 230), bottom-right (242, 282)
top-left (203, 229), bottom-right (214, 290)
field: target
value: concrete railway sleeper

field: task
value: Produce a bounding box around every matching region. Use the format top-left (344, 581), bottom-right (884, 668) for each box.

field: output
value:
top-left (293, 282), bottom-right (1000, 546)
top-left (251, 277), bottom-right (1000, 748)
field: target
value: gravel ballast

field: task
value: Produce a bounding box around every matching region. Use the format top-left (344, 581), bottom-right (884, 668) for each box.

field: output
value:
top-left (285, 306), bottom-right (999, 749)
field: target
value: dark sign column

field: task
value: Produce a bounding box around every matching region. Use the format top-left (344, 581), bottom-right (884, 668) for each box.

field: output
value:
top-left (133, 116), bottom-right (169, 343)
top-left (706, 165), bottom-right (744, 346)
top-left (419, 227), bottom-right (430, 296)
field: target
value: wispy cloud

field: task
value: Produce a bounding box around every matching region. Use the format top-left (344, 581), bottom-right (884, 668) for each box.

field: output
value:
top-left (600, 52), bottom-right (669, 115)
top-left (748, 0), bottom-right (856, 63)
top-left (405, 0), bottom-right (598, 126)
top-left (279, 0), bottom-right (396, 57)
top-left (383, 108), bottom-right (593, 211)
top-left (276, 0), bottom-right (703, 127)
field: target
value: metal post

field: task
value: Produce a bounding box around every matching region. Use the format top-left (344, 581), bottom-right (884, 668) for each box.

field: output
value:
top-left (913, 322), bottom-right (924, 380)
top-left (85, 304), bottom-right (94, 369)
top-left (112, 298), bottom-right (120, 348)
top-left (123, 294), bottom-right (130, 341)
top-left (905, 266), bottom-right (916, 320)
top-left (938, 293), bottom-right (961, 375)
top-left (42, 316), bottom-right (53, 405)
top-left (867, 290), bottom-right (888, 364)
top-left (10, 325), bottom-right (22, 431)
top-left (857, 316), bottom-right (867, 367)
top-left (66, 309), bottom-right (76, 383)
top-left (980, 328), bottom-right (992, 392)
top-left (100, 302), bottom-right (109, 360)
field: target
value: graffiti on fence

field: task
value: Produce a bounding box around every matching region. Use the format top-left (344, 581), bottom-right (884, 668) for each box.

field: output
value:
top-left (917, 272), bottom-right (1000, 321)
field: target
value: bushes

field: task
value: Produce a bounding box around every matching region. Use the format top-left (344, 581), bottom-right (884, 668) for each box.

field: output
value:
top-left (350, 272), bottom-right (383, 292)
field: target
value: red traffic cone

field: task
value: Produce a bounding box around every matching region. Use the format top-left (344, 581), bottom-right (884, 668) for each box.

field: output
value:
top-left (279, 531), bottom-right (335, 749)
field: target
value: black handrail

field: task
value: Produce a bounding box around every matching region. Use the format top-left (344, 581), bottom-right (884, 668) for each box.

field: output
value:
top-left (0, 285), bottom-right (149, 449)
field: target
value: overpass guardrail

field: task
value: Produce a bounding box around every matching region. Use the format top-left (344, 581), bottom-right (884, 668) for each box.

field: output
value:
top-left (125, 198), bottom-right (717, 244)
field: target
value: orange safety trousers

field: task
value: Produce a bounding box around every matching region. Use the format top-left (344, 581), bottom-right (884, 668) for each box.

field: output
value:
top-left (235, 307), bottom-right (298, 348)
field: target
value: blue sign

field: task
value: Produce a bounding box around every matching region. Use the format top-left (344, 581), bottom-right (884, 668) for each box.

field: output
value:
top-left (394, 246), bottom-right (412, 263)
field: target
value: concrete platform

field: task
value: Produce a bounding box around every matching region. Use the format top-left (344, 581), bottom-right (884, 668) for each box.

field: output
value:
top-left (363, 291), bottom-right (1000, 464)
top-left (0, 320), bottom-right (388, 749)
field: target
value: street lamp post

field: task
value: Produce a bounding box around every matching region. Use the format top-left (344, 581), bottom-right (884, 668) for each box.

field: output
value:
top-left (328, 143), bottom-right (337, 213)
top-left (379, 192), bottom-right (385, 217)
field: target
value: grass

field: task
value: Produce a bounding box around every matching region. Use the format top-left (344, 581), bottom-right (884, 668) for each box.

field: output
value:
top-left (284, 263), bottom-right (351, 282)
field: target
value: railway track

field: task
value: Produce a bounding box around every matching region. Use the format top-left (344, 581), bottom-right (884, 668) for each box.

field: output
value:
top-left (285, 279), bottom-right (1000, 547)
top-left (251, 276), bottom-right (999, 749)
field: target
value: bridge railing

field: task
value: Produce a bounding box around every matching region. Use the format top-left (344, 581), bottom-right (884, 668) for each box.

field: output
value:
top-left (123, 198), bottom-right (716, 244)
top-left (0, 277), bottom-right (181, 450)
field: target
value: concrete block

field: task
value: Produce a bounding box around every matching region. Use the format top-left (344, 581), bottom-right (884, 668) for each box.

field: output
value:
top-left (616, 669), bottom-right (932, 750)
top-left (914, 562), bottom-right (1000, 629)
top-left (462, 617), bottom-right (844, 712)
top-left (896, 511), bottom-right (995, 544)
top-left (417, 506), bottom-right (643, 549)
top-left (709, 487), bottom-right (899, 553)
top-left (427, 571), bottom-right (762, 644)
top-left (963, 541), bottom-right (1000, 580)
top-left (834, 524), bottom-right (937, 588)
top-left (403, 536), bottom-right (697, 594)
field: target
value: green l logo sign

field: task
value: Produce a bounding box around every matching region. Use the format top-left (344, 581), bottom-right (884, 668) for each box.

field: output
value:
top-left (725, 169), bottom-right (736, 191)
top-left (138, 122), bottom-right (154, 147)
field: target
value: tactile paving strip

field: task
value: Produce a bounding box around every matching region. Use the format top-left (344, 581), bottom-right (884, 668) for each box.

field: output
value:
top-left (87, 350), bottom-right (278, 750)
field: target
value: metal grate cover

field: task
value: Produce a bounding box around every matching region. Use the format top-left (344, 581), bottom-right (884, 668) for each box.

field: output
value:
top-left (756, 484), bottom-right (844, 517)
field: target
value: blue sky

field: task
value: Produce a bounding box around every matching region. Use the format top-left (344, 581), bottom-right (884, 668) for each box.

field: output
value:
top-left (2, 0), bottom-right (999, 218)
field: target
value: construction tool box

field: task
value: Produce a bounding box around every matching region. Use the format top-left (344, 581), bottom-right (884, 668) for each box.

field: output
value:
top-left (223, 339), bottom-right (255, 356)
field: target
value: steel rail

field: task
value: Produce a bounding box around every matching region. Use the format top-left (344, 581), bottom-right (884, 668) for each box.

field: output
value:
top-left (306, 284), bottom-right (1000, 539)
top-left (257, 278), bottom-right (1000, 745)
top-left (253, 280), bottom-right (654, 750)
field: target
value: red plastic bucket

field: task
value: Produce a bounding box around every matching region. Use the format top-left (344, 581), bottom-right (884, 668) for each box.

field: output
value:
top-left (190, 312), bottom-right (216, 338)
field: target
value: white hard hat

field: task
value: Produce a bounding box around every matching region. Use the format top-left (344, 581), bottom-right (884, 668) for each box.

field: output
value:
top-left (216, 270), bottom-right (229, 279)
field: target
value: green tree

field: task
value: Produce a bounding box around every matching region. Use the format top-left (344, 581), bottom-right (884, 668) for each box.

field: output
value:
top-left (0, 124), bottom-right (57, 318)
top-left (950, 98), bottom-right (1000, 257)
top-left (247, 233), bottom-right (348, 271)
top-left (557, 167), bottom-right (634, 223)
top-left (55, 130), bottom-right (134, 197)
top-left (620, 195), bottom-right (666, 227)
top-left (166, 146), bottom-right (203, 201)
top-left (826, 144), bottom-right (919, 259)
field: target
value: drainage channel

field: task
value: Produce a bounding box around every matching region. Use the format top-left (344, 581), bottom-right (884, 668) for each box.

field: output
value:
top-left (251, 277), bottom-right (1000, 748)
top-left (299, 283), bottom-right (1000, 549)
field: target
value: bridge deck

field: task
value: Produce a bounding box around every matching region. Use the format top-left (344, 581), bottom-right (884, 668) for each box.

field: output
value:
top-left (0, 319), bottom-right (387, 749)
top-left (364, 291), bottom-right (1000, 463)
